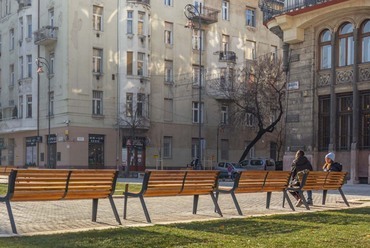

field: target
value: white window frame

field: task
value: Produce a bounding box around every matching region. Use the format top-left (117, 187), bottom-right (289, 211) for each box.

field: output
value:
top-left (19, 56), bottom-right (24, 79)
top-left (27, 55), bottom-right (32, 78)
top-left (9, 64), bottom-right (14, 86)
top-left (92, 90), bottom-right (103, 115)
top-left (192, 102), bottom-right (204, 123)
top-left (93, 48), bottom-right (103, 73)
top-left (163, 136), bottom-right (172, 158)
top-left (164, 22), bottom-right (173, 45)
top-left (26, 95), bottom-right (32, 118)
top-left (164, 0), bottom-right (173, 6)
top-left (93, 5), bottom-right (103, 31)
top-left (137, 52), bottom-right (145, 76)
top-left (246, 113), bottom-right (254, 127)
top-left (18, 95), bottom-right (23, 119)
top-left (221, 105), bottom-right (228, 124)
top-left (246, 40), bottom-right (256, 60)
top-left (27, 15), bottom-right (32, 39)
top-left (222, 1), bottom-right (229, 21)
top-left (127, 11), bottom-right (133, 34)
top-left (246, 8), bottom-right (256, 27)
top-left (165, 60), bottom-right (173, 83)
top-left (138, 12), bottom-right (145, 36)
top-left (19, 17), bottom-right (24, 41)
top-left (192, 29), bottom-right (204, 51)
top-left (9, 28), bottom-right (14, 50)
top-left (137, 93), bottom-right (145, 117)
top-left (126, 93), bottom-right (133, 117)
top-left (192, 65), bottom-right (204, 86)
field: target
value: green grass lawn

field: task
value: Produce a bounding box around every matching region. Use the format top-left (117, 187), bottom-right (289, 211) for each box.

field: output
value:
top-left (0, 182), bottom-right (142, 196)
top-left (0, 207), bottom-right (369, 248)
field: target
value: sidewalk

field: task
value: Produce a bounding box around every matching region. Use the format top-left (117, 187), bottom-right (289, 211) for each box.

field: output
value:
top-left (0, 183), bottom-right (369, 237)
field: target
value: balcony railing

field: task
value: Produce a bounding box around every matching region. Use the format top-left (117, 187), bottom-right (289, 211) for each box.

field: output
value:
top-left (34, 26), bottom-right (58, 46)
top-left (217, 51), bottom-right (237, 63)
top-left (260, 0), bottom-right (334, 23)
top-left (188, 5), bottom-right (219, 25)
top-left (127, 0), bottom-right (150, 5)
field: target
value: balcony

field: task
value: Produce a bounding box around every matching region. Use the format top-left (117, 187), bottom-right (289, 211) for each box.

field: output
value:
top-left (217, 51), bottom-right (237, 63)
top-left (34, 26), bottom-right (58, 46)
top-left (127, 0), bottom-right (150, 5)
top-left (17, 0), bottom-right (32, 11)
top-left (188, 5), bottom-right (219, 25)
top-left (260, 0), bottom-right (334, 23)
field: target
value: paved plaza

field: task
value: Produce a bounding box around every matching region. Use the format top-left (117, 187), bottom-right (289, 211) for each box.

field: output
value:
top-left (0, 179), bottom-right (369, 237)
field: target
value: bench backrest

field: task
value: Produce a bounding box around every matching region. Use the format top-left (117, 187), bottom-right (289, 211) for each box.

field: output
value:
top-left (234, 171), bottom-right (291, 193)
top-left (6, 169), bottom-right (118, 201)
top-left (300, 171), bottom-right (347, 190)
top-left (0, 166), bottom-right (19, 176)
top-left (142, 170), bottom-right (220, 196)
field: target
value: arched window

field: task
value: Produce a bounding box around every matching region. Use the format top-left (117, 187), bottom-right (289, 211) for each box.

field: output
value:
top-left (338, 22), bottom-right (354, 66)
top-left (361, 20), bottom-right (370, 63)
top-left (319, 29), bottom-right (332, 69)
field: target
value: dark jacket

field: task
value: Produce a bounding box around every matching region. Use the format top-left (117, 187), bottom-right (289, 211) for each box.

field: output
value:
top-left (328, 162), bottom-right (342, 172)
top-left (291, 156), bottom-right (313, 178)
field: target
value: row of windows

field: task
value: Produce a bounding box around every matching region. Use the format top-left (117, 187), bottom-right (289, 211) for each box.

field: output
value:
top-left (319, 20), bottom-right (370, 69)
top-left (318, 92), bottom-right (370, 150)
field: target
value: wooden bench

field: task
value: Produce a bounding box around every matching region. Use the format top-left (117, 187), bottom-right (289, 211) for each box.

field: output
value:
top-left (0, 169), bottom-right (121, 234)
top-left (0, 166), bottom-right (19, 177)
top-left (123, 170), bottom-right (222, 223)
top-left (286, 171), bottom-right (349, 210)
top-left (216, 170), bottom-right (295, 215)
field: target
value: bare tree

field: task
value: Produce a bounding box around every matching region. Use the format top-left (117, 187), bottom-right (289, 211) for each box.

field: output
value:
top-left (208, 54), bottom-right (286, 162)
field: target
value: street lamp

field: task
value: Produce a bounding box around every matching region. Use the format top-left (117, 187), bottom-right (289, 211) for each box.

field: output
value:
top-left (184, 4), bottom-right (203, 169)
top-left (36, 57), bottom-right (52, 168)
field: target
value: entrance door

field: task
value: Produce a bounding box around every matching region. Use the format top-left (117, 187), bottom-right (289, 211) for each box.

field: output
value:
top-left (88, 134), bottom-right (105, 169)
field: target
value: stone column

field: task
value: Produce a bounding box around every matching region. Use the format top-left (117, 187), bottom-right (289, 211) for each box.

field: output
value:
top-left (329, 33), bottom-right (336, 151)
top-left (350, 28), bottom-right (359, 184)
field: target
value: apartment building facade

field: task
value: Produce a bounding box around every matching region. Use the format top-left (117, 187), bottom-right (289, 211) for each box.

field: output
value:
top-left (0, 0), bottom-right (282, 170)
top-left (266, 0), bottom-right (370, 183)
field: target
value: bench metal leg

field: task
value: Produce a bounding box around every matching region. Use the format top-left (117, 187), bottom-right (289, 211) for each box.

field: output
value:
top-left (266, 192), bottom-right (272, 209)
top-left (283, 191), bottom-right (295, 211)
top-left (338, 188), bottom-right (350, 207)
top-left (193, 195), bottom-right (199, 214)
top-left (210, 193), bottom-right (223, 217)
top-left (214, 192), bottom-right (219, 213)
top-left (298, 191), bottom-right (310, 210)
top-left (108, 196), bottom-right (122, 225)
top-left (322, 190), bottom-right (328, 205)
top-left (230, 192), bottom-right (242, 215)
top-left (6, 200), bottom-right (17, 234)
top-left (123, 194), bottom-right (128, 220)
top-left (92, 199), bottom-right (98, 222)
top-left (139, 195), bottom-right (151, 223)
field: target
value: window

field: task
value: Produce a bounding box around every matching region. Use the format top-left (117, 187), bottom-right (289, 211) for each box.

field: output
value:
top-left (246, 8), bottom-right (256, 27)
top-left (164, 22), bottom-right (173, 45)
top-left (9, 64), bottom-right (14, 86)
top-left (361, 20), bottom-right (370, 63)
top-left (163, 136), bottom-right (172, 158)
top-left (126, 93), bottom-right (133, 117)
top-left (192, 29), bottom-right (204, 50)
top-left (137, 52), bottom-right (145, 76)
top-left (220, 139), bottom-right (229, 161)
top-left (164, 98), bottom-right (173, 121)
top-left (127, 51), bottom-right (133, 75)
top-left (191, 138), bottom-right (203, 160)
top-left (221, 105), bottom-right (228, 124)
top-left (49, 91), bottom-right (54, 116)
top-left (192, 102), bottom-right (204, 123)
top-left (164, 0), bottom-right (172, 6)
top-left (222, 34), bottom-right (229, 53)
top-left (245, 40), bottom-right (256, 60)
top-left (138, 12), bottom-right (144, 36)
top-left (360, 92), bottom-right (370, 148)
top-left (271, 45), bottom-right (278, 62)
top-left (19, 17), bottom-right (24, 41)
top-left (26, 95), bottom-right (32, 118)
top-left (137, 93), bottom-right (145, 117)
top-left (245, 113), bottom-right (254, 127)
top-left (338, 23), bottom-right (354, 67)
top-left (92, 90), bottom-right (103, 115)
top-left (18, 95), bottom-right (23, 119)
top-left (27, 15), bottom-right (32, 38)
top-left (319, 29), bottom-right (332, 69)
top-left (222, 1), bottom-right (229, 21)
top-left (93, 48), bottom-right (103, 73)
top-left (27, 55), bottom-right (32, 77)
top-left (127, 11), bottom-right (133, 34)
top-left (165, 60), bottom-right (173, 83)
top-left (19, 56), bottom-right (23, 79)
top-left (337, 95), bottom-right (353, 150)
top-left (0, 34), bottom-right (2, 54)
top-left (49, 8), bottom-right (54, 27)
top-left (93, 5), bottom-right (103, 31)
top-left (192, 65), bottom-right (204, 86)
top-left (9, 28), bottom-right (14, 50)
top-left (318, 96), bottom-right (330, 150)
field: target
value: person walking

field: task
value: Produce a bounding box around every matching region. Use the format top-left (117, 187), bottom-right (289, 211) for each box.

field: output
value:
top-left (290, 150), bottom-right (313, 207)
top-left (323, 152), bottom-right (342, 172)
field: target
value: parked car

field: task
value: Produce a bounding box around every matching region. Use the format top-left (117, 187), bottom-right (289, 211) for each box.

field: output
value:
top-left (215, 162), bottom-right (247, 178)
top-left (239, 158), bottom-right (276, 171)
